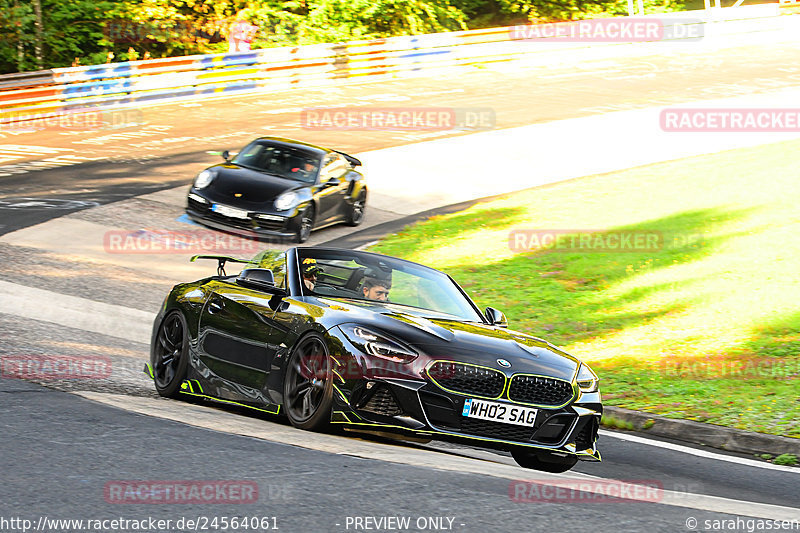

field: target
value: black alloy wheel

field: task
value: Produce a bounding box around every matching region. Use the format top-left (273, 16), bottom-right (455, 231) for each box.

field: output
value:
top-left (346, 191), bottom-right (366, 226)
top-left (152, 311), bottom-right (190, 398)
top-left (283, 333), bottom-right (333, 430)
top-left (295, 205), bottom-right (315, 243)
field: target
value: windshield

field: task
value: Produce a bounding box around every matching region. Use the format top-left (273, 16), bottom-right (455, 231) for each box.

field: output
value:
top-left (296, 249), bottom-right (484, 322)
top-left (232, 141), bottom-right (322, 183)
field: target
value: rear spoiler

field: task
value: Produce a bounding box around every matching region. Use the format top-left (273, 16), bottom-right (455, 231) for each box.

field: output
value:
top-left (333, 150), bottom-right (362, 168)
top-left (191, 254), bottom-right (254, 276)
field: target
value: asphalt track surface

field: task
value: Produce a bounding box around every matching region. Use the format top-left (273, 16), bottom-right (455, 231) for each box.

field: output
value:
top-left (3, 38), bottom-right (800, 233)
top-left (1, 37), bottom-right (800, 532)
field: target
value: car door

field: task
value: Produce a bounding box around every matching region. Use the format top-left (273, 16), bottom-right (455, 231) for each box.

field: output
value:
top-left (263, 297), bottom-right (326, 404)
top-left (197, 279), bottom-right (288, 397)
top-left (315, 153), bottom-right (350, 224)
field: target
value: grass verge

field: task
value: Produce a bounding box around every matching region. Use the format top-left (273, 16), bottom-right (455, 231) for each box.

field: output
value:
top-left (370, 139), bottom-right (800, 438)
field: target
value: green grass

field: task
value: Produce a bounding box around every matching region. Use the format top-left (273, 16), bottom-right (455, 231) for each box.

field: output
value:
top-left (773, 454), bottom-right (798, 466)
top-left (371, 139), bottom-right (800, 438)
top-left (601, 415), bottom-right (635, 431)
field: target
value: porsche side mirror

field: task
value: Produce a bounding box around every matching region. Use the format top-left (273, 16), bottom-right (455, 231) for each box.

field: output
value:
top-left (485, 307), bottom-right (508, 328)
top-left (222, 150), bottom-right (230, 161)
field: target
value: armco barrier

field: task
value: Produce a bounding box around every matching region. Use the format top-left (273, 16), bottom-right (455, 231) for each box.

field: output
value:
top-left (0, 5), bottom-right (795, 125)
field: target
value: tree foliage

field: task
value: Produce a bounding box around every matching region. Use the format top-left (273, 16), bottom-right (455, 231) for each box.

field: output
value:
top-left (0, 0), bottom-right (686, 73)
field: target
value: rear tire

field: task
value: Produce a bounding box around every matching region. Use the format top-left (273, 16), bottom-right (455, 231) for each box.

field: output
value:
top-left (151, 310), bottom-right (190, 398)
top-left (283, 333), bottom-right (333, 431)
top-left (511, 449), bottom-right (578, 473)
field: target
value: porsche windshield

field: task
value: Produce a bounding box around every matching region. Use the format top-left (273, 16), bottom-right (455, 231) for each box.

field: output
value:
top-left (296, 249), bottom-right (485, 322)
top-left (232, 141), bottom-right (321, 183)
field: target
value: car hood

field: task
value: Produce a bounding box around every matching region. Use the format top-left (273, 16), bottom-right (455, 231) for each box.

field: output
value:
top-left (317, 297), bottom-right (580, 381)
top-left (199, 164), bottom-right (306, 208)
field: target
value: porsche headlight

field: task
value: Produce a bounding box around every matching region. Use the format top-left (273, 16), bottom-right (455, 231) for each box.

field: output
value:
top-left (340, 324), bottom-right (418, 363)
top-left (194, 169), bottom-right (215, 189)
top-left (576, 364), bottom-right (599, 393)
top-left (274, 191), bottom-right (298, 211)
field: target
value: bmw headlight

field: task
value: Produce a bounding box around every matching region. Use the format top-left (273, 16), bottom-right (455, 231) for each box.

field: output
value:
top-left (194, 169), bottom-right (215, 189)
top-left (340, 324), bottom-right (418, 363)
top-left (576, 364), bottom-right (599, 393)
top-left (274, 191), bottom-right (298, 211)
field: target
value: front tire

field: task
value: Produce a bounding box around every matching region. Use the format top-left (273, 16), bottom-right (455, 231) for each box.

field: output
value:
top-left (295, 205), bottom-right (315, 243)
top-left (511, 449), bottom-right (578, 473)
top-left (346, 190), bottom-right (366, 227)
top-left (152, 310), bottom-right (190, 398)
top-left (283, 333), bottom-right (333, 431)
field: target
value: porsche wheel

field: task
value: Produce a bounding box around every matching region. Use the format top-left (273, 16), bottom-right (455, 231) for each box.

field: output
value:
top-left (511, 449), bottom-right (578, 473)
top-left (283, 333), bottom-right (333, 431)
top-left (346, 191), bottom-right (366, 227)
top-left (152, 311), bottom-right (190, 398)
top-left (295, 205), bottom-right (315, 243)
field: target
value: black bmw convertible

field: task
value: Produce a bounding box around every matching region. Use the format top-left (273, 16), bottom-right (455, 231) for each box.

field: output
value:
top-left (148, 247), bottom-right (602, 472)
top-left (186, 137), bottom-right (367, 243)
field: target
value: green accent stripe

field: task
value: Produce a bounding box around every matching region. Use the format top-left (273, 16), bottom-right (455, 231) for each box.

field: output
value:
top-left (178, 390), bottom-right (281, 415)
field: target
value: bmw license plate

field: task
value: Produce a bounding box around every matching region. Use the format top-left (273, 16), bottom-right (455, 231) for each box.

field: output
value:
top-left (462, 398), bottom-right (537, 426)
top-left (212, 203), bottom-right (249, 219)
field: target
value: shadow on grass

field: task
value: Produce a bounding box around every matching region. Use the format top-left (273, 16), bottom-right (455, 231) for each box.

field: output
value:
top-left (450, 207), bottom-right (751, 345)
top-left (384, 205), bottom-right (528, 255)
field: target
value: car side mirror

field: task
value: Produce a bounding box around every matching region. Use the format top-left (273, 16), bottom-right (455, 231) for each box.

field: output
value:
top-left (485, 307), bottom-right (508, 328)
top-left (222, 150), bottom-right (230, 161)
top-left (236, 268), bottom-right (287, 297)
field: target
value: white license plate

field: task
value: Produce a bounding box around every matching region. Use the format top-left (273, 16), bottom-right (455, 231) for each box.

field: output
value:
top-left (462, 398), bottom-right (537, 426)
top-left (212, 203), bottom-right (249, 219)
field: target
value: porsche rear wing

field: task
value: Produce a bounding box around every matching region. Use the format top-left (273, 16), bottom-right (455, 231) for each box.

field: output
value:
top-left (333, 150), bottom-right (362, 168)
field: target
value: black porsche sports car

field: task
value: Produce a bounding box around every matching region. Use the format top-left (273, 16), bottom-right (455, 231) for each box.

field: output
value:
top-left (147, 247), bottom-right (602, 472)
top-left (186, 137), bottom-right (367, 243)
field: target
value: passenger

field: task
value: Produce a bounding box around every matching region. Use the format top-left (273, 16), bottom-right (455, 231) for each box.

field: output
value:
top-left (361, 276), bottom-right (390, 301)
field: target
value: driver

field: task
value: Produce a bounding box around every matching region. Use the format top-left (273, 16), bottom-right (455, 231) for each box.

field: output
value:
top-left (361, 275), bottom-right (391, 301)
top-left (291, 159), bottom-right (318, 180)
top-left (301, 258), bottom-right (322, 291)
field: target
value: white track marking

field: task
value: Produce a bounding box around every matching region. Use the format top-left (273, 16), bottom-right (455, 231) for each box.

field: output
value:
top-left (0, 155), bottom-right (103, 177)
top-left (600, 429), bottom-right (800, 474)
top-left (79, 392), bottom-right (800, 520)
top-left (540, 69), bottom-right (620, 79)
top-left (0, 144), bottom-right (74, 164)
top-left (0, 280), bottom-right (152, 344)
